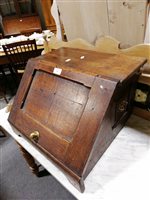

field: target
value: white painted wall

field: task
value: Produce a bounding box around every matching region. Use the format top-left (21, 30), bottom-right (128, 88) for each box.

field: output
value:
top-left (144, 12), bottom-right (150, 43)
top-left (55, 0), bottom-right (148, 45)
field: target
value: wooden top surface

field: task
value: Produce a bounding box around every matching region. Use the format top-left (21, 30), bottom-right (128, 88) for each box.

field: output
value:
top-left (39, 47), bottom-right (147, 82)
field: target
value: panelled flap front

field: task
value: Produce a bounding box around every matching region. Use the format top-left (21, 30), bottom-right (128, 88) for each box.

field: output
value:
top-left (22, 70), bottom-right (90, 142)
top-left (8, 60), bottom-right (96, 163)
top-left (9, 62), bottom-right (118, 176)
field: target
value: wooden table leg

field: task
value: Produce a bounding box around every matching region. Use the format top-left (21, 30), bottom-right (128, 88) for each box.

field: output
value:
top-left (17, 142), bottom-right (39, 176)
top-left (0, 125), bottom-right (7, 137)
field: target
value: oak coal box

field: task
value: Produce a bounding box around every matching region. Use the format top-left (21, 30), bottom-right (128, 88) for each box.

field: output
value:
top-left (8, 47), bottom-right (146, 192)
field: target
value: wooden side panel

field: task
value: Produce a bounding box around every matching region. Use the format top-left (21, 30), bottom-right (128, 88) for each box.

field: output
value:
top-left (41, 0), bottom-right (56, 32)
top-left (107, 0), bottom-right (147, 46)
top-left (64, 77), bottom-right (118, 175)
top-left (133, 107), bottom-right (150, 121)
top-left (83, 71), bottom-right (140, 178)
top-left (56, 0), bottom-right (109, 43)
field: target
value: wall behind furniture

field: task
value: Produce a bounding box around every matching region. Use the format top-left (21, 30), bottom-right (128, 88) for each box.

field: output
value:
top-left (56, 0), bottom-right (147, 46)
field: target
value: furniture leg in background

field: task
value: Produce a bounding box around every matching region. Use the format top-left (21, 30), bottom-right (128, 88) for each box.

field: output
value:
top-left (0, 125), bottom-right (7, 137)
top-left (17, 142), bottom-right (39, 176)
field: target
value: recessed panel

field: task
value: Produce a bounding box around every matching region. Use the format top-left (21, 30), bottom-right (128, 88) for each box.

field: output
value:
top-left (23, 70), bottom-right (90, 141)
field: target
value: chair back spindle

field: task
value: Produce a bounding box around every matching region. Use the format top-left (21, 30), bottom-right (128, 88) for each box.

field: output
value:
top-left (2, 39), bottom-right (38, 70)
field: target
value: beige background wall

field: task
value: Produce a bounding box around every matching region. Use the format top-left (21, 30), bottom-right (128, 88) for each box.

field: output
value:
top-left (56, 0), bottom-right (147, 46)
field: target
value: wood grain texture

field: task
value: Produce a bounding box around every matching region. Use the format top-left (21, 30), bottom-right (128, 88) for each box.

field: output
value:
top-left (46, 36), bottom-right (150, 74)
top-left (41, 0), bottom-right (56, 32)
top-left (133, 107), bottom-right (150, 121)
top-left (3, 16), bottom-right (41, 36)
top-left (17, 142), bottom-right (39, 176)
top-left (8, 47), bottom-right (146, 192)
top-left (45, 36), bottom-right (150, 122)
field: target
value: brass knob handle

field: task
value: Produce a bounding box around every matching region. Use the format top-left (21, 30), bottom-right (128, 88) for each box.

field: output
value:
top-left (118, 100), bottom-right (128, 112)
top-left (30, 131), bottom-right (40, 143)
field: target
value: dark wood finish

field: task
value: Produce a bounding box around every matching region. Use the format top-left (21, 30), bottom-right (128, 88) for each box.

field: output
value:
top-left (8, 47), bottom-right (147, 192)
top-left (0, 69), bottom-right (8, 103)
top-left (0, 33), bottom-right (3, 39)
top-left (2, 39), bottom-right (41, 84)
top-left (41, 0), bottom-right (56, 32)
top-left (133, 75), bottom-right (150, 121)
top-left (17, 142), bottom-right (39, 176)
top-left (0, 89), bottom-right (8, 104)
top-left (2, 39), bottom-right (38, 71)
top-left (20, 28), bottom-right (42, 36)
top-left (3, 16), bottom-right (41, 36)
top-left (0, 45), bottom-right (43, 66)
top-left (0, 125), bottom-right (8, 137)
top-left (0, 0), bottom-right (37, 18)
top-left (133, 107), bottom-right (150, 121)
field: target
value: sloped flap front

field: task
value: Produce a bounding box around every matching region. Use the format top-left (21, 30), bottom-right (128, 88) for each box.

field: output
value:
top-left (8, 59), bottom-right (96, 163)
top-left (9, 59), bottom-right (118, 176)
top-left (8, 48), bottom-right (144, 192)
top-left (22, 70), bottom-right (90, 141)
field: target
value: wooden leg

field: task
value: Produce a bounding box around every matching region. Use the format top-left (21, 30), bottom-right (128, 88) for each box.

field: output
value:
top-left (4, 95), bottom-right (8, 104)
top-left (17, 142), bottom-right (39, 176)
top-left (0, 126), bottom-right (7, 137)
top-left (0, 90), bottom-right (8, 104)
